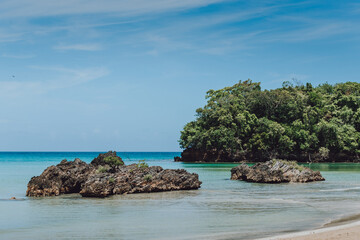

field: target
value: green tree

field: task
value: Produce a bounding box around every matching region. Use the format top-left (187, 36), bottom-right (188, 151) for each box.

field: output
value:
top-left (179, 80), bottom-right (360, 162)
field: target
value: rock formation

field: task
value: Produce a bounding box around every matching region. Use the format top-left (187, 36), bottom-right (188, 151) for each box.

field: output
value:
top-left (175, 148), bottom-right (247, 162)
top-left (231, 160), bottom-right (325, 183)
top-left (26, 151), bottom-right (201, 198)
top-left (176, 148), bottom-right (360, 163)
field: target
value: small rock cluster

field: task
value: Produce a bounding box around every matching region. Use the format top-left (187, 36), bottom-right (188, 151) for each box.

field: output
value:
top-left (26, 151), bottom-right (201, 198)
top-left (231, 160), bottom-right (325, 183)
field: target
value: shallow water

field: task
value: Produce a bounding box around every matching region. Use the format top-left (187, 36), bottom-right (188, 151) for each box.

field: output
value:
top-left (1, 152), bottom-right (360, 240)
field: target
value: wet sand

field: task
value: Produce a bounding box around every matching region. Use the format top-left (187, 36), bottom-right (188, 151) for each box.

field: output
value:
top-left (261, 221), bottom-right (360, 240)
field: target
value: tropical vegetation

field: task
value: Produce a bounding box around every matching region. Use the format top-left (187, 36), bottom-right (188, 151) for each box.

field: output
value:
top-left (179, 80), bottom-right (360, 161)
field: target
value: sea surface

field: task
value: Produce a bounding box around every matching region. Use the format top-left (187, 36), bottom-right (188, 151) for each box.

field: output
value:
top-left (1, 152), bottom-right (360, 240)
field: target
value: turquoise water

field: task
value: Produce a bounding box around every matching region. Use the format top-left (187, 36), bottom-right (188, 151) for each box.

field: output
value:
top-left (1, 152), bottom-right (360, 240)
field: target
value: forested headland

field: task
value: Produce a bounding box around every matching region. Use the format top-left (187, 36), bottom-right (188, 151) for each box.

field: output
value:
top-left (178, 80), bottom-right (360, 162)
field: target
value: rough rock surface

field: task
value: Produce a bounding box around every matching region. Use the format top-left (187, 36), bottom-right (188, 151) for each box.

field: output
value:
top-left (26, 158), bottom-right (93, 197)
top-left (26, 151), bottom-right (201, 198)
top-left (230, 160), bottom-right (325, 183)
top-left (175, 148), bottom-right (246, 162)
top-left (177, 148), bottom-right (360, 163)
top-left (80, 165), bottom-right (201, 197)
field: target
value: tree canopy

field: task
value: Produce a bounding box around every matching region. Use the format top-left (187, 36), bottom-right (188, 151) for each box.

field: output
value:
top-left (179, 80), bottom-right (360, 161)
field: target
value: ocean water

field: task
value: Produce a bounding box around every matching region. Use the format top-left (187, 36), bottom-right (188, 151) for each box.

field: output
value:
top-left (1, 152), bottom-right (360, 240)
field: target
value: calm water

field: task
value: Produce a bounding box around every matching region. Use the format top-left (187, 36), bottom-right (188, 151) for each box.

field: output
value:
top-left (1, 152), bottom-right (360, 240)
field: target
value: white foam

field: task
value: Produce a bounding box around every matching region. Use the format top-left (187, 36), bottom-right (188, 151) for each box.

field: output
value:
top-left (256, 220), bottom-right (360, 240)
top-left (320, 186), bottom-right (360, 192)
top-left (267, 198), bottom-right (306, 204)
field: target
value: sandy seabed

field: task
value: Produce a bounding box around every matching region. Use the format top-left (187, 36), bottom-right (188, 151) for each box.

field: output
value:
top-left (258, 221), bottom-right (360, 240)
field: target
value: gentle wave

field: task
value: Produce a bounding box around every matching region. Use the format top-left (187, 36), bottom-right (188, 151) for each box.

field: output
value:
top-left (323, 213), bottom-right (360, 227)
top-left (0, 198), bottom-right (26, 201)
top-left (320, 186), bottom-right (360, 192)
top-left (267, 198), bottom-right (307, 204)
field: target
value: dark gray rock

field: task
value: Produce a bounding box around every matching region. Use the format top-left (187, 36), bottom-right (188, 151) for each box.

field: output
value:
top-left (231, 160), bottom-right (325, 183)
top-left (26, 158), bottom-right (93, 197)
top-left (80, 164), bottom-right (201, 197)
top-left (26, 152), bottom-right (201, 198)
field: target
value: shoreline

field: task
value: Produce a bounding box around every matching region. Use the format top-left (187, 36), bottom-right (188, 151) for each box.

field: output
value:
top-left (177, 160), bottom-right (360, 164)
top-left (258, 220), bottom-right (360, 240)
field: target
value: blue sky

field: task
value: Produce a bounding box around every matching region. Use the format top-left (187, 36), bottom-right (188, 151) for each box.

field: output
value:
top-left (1, 0), bottom-right (359, 151)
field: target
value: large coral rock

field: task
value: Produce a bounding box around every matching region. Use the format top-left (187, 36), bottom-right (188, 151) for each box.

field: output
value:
top-left (80, 165), bottom-right (201, 197)
top-left (26, 152), bottom-right (201, 198)
top-left (231, 160), bottom-right (325, 183)
top-left (26, 158), bottom-right (93, 197)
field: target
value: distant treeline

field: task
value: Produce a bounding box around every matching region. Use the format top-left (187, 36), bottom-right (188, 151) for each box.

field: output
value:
top-left (179, 80), bottom-right (360, 162)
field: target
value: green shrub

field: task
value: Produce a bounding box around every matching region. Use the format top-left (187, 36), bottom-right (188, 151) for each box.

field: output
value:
top-left (96, 166), bottom-right (108, 173)
top-left (137, 160), bottom-right (149, 169)
top-left (271, 159), bottom-right (305, 172)
top-left (104, 156), bottom-right (124, 166)
top-left (109, 177), bottom-right (115, 183)
top-left (143, 174), bottom-right (153, 182)
top-left (319, 147), bottom-right (330, 160)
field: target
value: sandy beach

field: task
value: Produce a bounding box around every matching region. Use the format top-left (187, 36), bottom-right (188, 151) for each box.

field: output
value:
top-left (261, 221), bottom-right (360, 240)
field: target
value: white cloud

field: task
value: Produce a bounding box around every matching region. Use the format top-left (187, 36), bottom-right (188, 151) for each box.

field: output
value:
top-left (0, 66), bottom-right (109, 97)
top-left (1, 0), bottom-right (359, 58)
top-left (1, 53), bottom-right (35, 59)
top-left (54, 43), bottom-right (102, 51)
top-left (0, 30), bottom-right (22, 42)
top-left (146, 49), bottom-right (159, 56)
top-left (264, 22), bottom-right (351, 42)
top-left (0, 0), bottom-right (227, 19)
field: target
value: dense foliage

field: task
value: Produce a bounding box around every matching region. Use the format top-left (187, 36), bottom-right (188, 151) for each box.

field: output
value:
top-left (180, 80), bottom-right (360, 161)
top-left (104, 156), bottom-right (124, 166)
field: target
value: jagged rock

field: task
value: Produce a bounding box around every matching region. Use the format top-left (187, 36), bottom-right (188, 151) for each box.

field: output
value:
top-left (80, 164), bottom-right (201, 197)
top-left (231, 160), bottom-right (325, 183)
top-left (26, 158), bottom-right (93, 197)
top-left (177, 147), bottom-right (360, 163)
top-left (176, 148), bottom-right (247, 162)
top-left (26, 151), bottom-right (201, 198)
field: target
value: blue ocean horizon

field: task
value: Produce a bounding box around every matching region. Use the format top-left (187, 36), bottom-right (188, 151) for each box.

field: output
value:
top-left (0, 151), bottom-right (181, 162)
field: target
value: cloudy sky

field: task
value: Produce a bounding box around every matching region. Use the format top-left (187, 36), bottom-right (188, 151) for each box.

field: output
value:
top-left (1, 0), bottom-right (359, 151)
